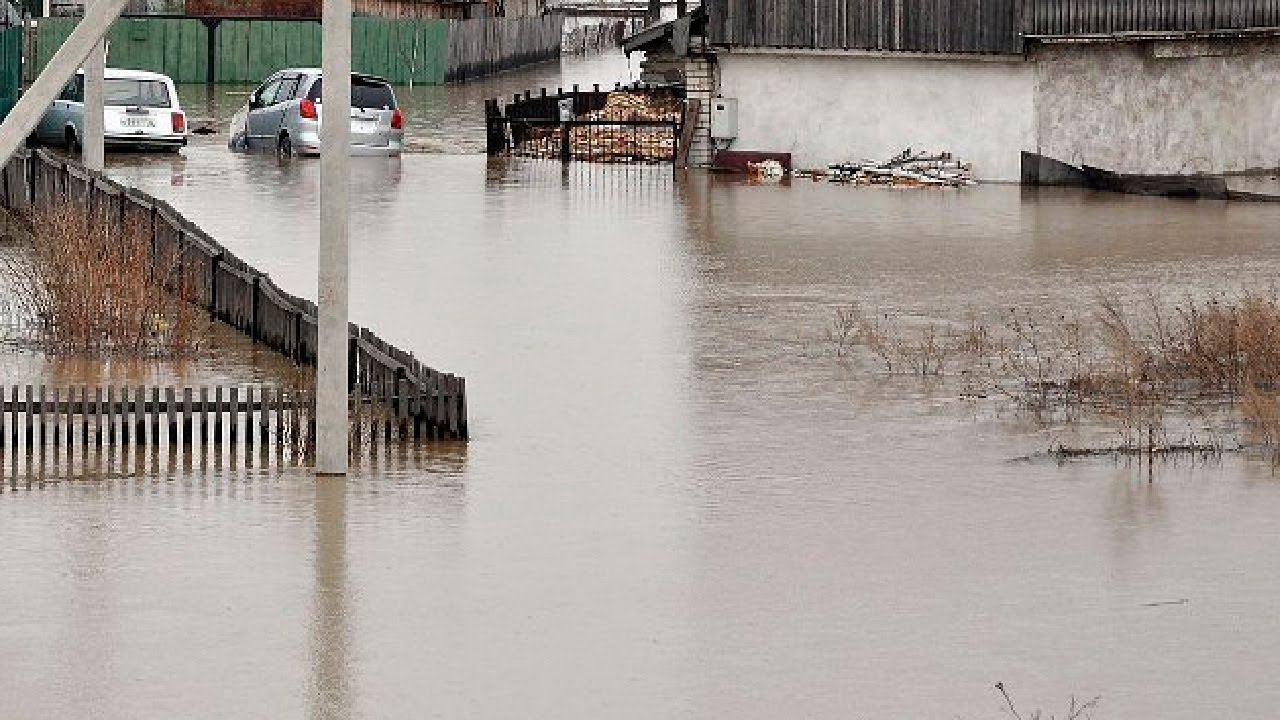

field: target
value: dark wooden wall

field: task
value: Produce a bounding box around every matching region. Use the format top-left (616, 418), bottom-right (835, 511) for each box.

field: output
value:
top-left (1024, 0), bottom-right (1280, 36)
top-left (706, 0), bottom-right (1024, 54)
top-left (705, 0), bottom-right (1280, 54)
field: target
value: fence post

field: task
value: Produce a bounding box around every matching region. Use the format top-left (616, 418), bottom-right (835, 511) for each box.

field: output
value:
top-left (560, 123), bottom-right (571, 163)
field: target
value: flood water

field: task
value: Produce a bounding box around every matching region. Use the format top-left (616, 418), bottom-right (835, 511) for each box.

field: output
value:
top-left (6, 52), bottom-right (1280, 719)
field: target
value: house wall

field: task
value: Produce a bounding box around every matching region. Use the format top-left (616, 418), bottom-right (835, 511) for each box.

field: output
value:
top-left (1032, 40), bottom-right (1280, 175)
top-left (714, 50), bottom-right (1035, 181)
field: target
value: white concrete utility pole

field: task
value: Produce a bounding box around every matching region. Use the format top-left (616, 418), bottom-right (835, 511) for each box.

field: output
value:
top-left (82, 0), bottom-right (106, 171)
top-left (0, 0), bottom-right (128, 166)
top-left (316, 0), bottom-right (351, 476)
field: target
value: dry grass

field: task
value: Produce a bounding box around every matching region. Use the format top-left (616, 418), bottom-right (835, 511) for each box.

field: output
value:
top-left (0, 202), bottom-right (209, 356)
top-left (828, 290), bottom-right (1280, 459)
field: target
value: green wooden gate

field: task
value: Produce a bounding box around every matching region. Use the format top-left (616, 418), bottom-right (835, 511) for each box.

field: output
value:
top-left (35, 17), bottom-right (209, 84)
top-left (0, 26), bottom-right (20, 123)
top-left (35, 17), bottom-right (451, 85)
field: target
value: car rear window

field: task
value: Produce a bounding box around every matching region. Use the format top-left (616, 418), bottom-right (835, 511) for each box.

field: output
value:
top-left (104, 79), bottom-right (172, 108)
top-left (307, 77), bottom-right (397, 110)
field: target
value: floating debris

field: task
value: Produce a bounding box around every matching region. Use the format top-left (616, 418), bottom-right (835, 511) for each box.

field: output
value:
top-left (794, 148), bottom-right (977, 187)
top-left (746, 159), bottom-right (785, 183)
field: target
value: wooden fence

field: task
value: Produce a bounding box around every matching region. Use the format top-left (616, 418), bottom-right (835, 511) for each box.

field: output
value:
top-left (1023, 0), bottom-right (1280, 36)
top-left (0, 26), bottom-right (19, 123)
top-left (32, 14), bottom-right (561, 85)
top-left (0, 383), bottom-right (450, 451)
top-left (0, 149), bottom-right (467, 443)
top-left (445, 14), bottom-right (563, 83)
top-left (705, 0), bottom-right (1024, 54)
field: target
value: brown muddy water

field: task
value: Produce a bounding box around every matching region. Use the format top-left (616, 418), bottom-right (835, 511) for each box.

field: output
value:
top-left (5, 52), bottom-right (1280, 719)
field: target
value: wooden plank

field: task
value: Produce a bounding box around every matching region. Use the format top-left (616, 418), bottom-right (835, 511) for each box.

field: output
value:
top-left (214, 386), bottom-right (223, 445)
top-left (182, 388), bottom-right (193, 445)
top-left (107, 386), bottom-right (117, 447)
top-left (149, 387), bottom-right (160, 447)
top-left (200, 387), bottom-right (209, 448)
top-left (259, 386), bottom-right (271, 445)
top-left (166, 387), bottom-right (177, 446)
top-left (275, 386), bottom-right (284, 447)
top-left (23, 385), bottom-right (31, 449)
top-left (245, 386), bottom-right (254, 451)
top-left (94, 387), bottom-right (103, 447)
top-left (397, 377), bottom-right (409, 440)
top-left (134, 386), bottom-right (145, 446)
top-left (36, 385), bottom-right (45, 450)
top-left (80, 386), bottom-right (89, 448)
top-left (230, 387), bottom-right (239, 445)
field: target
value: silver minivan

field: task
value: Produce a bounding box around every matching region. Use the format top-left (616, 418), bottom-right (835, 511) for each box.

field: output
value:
top-left (229, 69), bottom-right (404, 157)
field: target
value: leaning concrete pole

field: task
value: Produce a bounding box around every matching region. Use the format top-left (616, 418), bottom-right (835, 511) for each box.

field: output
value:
top-left (0, 0), bottom-right (128, 166)
top-left (316, 0), bottom-right (351, 476)
top-left (83, 0), bottom-right (106, 171)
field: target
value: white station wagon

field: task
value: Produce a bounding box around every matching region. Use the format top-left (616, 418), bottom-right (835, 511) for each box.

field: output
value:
top-left (34, 68), bottom-right (188, 153)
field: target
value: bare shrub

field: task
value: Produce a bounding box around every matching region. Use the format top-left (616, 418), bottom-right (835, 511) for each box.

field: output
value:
top-left (828, 289), bottom-right (1280, 459)
top-left (0, 202), bottom-right (208, 356)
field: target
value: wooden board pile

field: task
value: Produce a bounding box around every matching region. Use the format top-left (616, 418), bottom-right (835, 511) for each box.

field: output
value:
top-left (510, 91), bottom-right (681, 163)
top-left (794, 149), bottom-right (976, 187)
top-left (569, 91), bottom-right (680, 163)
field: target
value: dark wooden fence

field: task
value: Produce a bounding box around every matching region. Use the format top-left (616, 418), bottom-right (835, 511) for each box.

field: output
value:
top-left (705, 0), bottom-right (1024, 54)
top-left (0, 149), bottom-right (467, 442)
top-left (1024, 0), bottom-right (1280, 36)
top-left (704, 0), bottom-right (1280, 51)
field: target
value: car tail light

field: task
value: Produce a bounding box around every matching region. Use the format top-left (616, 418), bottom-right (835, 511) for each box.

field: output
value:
top-left (300, 99), bottom-right (318, 120)
top-left (171, 112), bottom-right (186, 134)
top-left (391, 108), bottom-right (403, 130)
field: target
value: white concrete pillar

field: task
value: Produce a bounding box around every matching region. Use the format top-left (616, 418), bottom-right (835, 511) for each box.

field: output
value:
top-left (82, 0), bottom-right (106, 171)
top-left (316, 0), bottom-right (351, 476)
top-left (0, 0), bottom-right (128, 166)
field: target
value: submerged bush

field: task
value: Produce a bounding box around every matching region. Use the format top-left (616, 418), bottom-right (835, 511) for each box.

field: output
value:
top-left (0, 203), bottom-right (208, 356)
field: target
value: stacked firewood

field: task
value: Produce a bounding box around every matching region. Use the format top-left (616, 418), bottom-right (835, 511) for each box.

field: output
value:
top-left (511, 91), bottom-right (680, 163)
top-left (570, 92), bottom-right (680, 162)
top-left (794, 148), bottom-right (977, 187)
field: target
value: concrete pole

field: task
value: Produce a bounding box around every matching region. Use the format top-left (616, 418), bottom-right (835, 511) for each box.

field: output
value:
top-left (0, 0), bottom-right (128, 166)
top-left (316, 0), bottom-right (351, 476)
top-left (82, 0), bottom-right (106, 171)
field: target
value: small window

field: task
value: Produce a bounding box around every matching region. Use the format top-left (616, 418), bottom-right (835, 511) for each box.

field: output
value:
top-left (308, 76), bottom-right (397, 110)
top-left (253, 77), bottom-right (283, 108)
top-left (104, 78), bottom-right (171, 108)
top-left (277, 75), bottom-right (302, 103)
top-left (59, 75), bottom-right (84, 103)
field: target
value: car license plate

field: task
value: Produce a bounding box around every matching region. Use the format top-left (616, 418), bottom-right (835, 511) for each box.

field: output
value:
top-left (122, 117), bottom-right (154, 128)
top-left (353, 119), bottom-right (377, 133)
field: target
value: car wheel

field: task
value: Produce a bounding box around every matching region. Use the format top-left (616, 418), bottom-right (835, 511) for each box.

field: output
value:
top-left (276, 133), bottom-right (295, 160)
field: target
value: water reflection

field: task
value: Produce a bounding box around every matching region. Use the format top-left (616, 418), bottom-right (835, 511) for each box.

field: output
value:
top-left (309, 478), bottom-right (352, 720)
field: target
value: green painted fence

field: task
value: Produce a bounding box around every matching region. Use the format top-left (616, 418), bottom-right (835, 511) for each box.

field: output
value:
top-left (0, 26), bottom-right (20, 122)
top-left (31, 15), bottom-right (547, 86)
top-left (35, 17), bottom-right (209, 84)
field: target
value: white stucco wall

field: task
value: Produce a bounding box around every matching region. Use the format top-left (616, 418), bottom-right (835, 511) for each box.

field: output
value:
top-left (714, 51), bottom-right (1036, 182)
top-left (1033, 41), bottom-right (1280, 175)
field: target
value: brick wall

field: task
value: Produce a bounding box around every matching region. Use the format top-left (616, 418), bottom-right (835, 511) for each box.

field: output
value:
top-left (638, 48), bottom-right (717, 168)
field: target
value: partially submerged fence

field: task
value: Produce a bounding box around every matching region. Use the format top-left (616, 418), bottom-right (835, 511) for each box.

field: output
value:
top-left (31, 14), bottom-right (562, 85)
top-left (0, 149), bottom-right (467, 444)
top-left (486, 83), bottom-right (682, 166)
